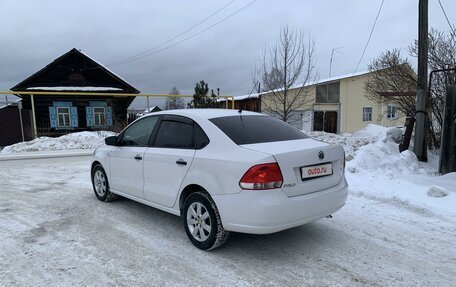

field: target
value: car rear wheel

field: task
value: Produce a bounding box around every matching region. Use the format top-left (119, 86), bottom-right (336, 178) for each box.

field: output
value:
top-left (183, 192), bottom-right (229, 250)
top-left (92, 164), bottom-right (118, 202)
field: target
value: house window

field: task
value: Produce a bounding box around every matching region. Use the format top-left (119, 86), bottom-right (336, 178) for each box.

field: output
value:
top-left (316, 82), bottom-right (340, 103)
top-left (387, 105), bottom-right (397, 119)
top-left (93, 107), bottom-right (106, 127)
top-left (86, 102), bottom-right (113, 128)
top-left (363, 107), bottom-right (372, 122)
top-left (49, 102), bottom-right (78, 129)
top-left (57, 107), bottom-right (71, 127)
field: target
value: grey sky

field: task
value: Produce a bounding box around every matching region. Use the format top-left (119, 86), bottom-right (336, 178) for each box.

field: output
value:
top-left (1, 0), bottom-right (455, 108)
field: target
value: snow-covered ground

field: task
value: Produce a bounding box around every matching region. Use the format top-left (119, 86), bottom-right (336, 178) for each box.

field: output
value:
top-left (0, 125), bottom-right (455, 286)
top-left (307, 124), bottom-right (456, 217)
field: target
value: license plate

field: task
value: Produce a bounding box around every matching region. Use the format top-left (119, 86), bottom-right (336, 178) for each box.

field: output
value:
top-left (301, 163), bottom-right (333, 180)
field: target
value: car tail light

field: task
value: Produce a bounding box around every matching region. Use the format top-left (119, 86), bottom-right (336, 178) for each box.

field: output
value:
top-left (239, 163), bottom-right (283, 190)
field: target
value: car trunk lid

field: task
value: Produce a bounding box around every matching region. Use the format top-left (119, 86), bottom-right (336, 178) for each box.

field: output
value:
top-left (241, 138), bottom-right (345, 197)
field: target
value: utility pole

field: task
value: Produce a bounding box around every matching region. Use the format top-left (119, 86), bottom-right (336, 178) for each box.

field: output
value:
top-left (257, 82), bottom-right (261, 94)
top-left (18, 100), bottom-right (25, 142)
top-left (414, 0), bottom-right (428, 161)
top-left (329, 47), bottom-right (343, 78)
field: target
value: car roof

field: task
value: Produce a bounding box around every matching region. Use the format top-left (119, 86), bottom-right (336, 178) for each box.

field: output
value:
top-left (142, 108), bottom-right (263, 120)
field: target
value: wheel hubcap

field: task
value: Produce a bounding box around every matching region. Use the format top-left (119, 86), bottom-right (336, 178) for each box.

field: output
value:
top-left (94, 170), bottom-right (106, 197)
top-left (186, 202), bottom-right (211, 242)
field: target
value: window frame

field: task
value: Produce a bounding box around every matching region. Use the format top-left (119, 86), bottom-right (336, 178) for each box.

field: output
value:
top-left (362, 107), bottom-right (373, 122)
top-left (315, 81), bottom-right (340, 104)
top-left (93, 106), bottom-right (106, 127)
top-left (56, 106), bottom-right (71, 128)
top-left (387, 104), bottom-right (397, 119)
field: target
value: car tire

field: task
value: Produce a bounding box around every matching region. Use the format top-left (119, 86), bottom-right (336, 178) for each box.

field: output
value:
top-left (91, 164), bottom-right (118, 202)
top-left (183, 191), bottom-right (229, 251)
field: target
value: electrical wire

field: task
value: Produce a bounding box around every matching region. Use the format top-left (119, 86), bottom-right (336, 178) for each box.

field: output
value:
top-left (438, 0), bottom-right (456, 37)
top-left (109, 0), bottom-right (258, 67)
top-left (109, 0), bottom-right (236, 66)
top-left (353, 0), bottom-right (384, 73)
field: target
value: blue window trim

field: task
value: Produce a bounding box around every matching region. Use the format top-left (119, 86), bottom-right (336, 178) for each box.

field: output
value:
top-left (89, 101), bottom-right (108, 107)
top-left (87, 101), bottom-right (112, 128)
top-left (52, 101), bottom-right (77, 130)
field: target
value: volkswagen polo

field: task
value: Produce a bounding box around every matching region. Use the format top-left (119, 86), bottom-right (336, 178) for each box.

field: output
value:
top-left (91, 109), bottom-right (347, 250)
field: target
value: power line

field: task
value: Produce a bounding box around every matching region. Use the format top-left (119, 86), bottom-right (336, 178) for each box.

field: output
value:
top-left (110, 0), bottom-right (258, 67)
top-left (438, 0), bottom-right (456, 37)
top-left (353, 0), bottom-right (384, 73)
top-left (109, 0), bottom-right (236, 66)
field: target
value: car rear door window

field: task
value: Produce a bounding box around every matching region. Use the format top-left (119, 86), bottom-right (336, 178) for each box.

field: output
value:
top-left (154, 116), bottom-right (195, 149)
top-left (119, 116), bottom-right (159, 146)
top-left (210, 115), bottom-right (308, 145)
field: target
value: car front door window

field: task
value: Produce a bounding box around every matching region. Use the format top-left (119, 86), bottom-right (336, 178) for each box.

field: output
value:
top-left (120, 116), bottom-right (159, 146)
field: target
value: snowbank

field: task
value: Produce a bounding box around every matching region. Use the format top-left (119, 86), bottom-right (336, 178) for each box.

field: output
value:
top-left (306, 124), bottom-right (455, 216)
top-left (0, 131), bottom-right (115, 154)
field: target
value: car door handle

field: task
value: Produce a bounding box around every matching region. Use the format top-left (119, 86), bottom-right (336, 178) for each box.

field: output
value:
top-left (134, 155), bottom-right (143, 160)
top-left (176, 159), bottom-right (187, 166)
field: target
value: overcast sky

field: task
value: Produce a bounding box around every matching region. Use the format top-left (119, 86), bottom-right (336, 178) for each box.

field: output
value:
top-left (1, 0), bottom-right (455, 108)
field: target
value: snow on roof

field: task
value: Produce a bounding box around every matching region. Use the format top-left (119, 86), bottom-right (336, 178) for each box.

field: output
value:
top-left (224, 70), bottom-right (371, 102)
top-left (0, 99), bottom-right (21, 110)
top-left (216, 92), bottom-right (264, 102)
top-left (26, 86), bottom-right (123, 91)
top-left (303, 70), bottom-right (370, 87)
top-left (143, 106), bottom-right (159, 113)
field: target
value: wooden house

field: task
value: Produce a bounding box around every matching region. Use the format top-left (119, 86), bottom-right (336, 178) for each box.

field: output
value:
top-left (11, 48), bottom-right (139, 136)
top-left (218, 94), bottom-right (262, 112)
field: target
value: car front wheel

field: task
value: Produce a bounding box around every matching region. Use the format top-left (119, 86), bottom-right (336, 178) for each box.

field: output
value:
top-left (183, 192), bottom-right (229, 250)
top-left (91, 164), bottom-right (118, 202)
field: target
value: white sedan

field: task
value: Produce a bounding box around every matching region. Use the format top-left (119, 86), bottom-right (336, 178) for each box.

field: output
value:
top-left (91, 109), bottom-right (348, 250)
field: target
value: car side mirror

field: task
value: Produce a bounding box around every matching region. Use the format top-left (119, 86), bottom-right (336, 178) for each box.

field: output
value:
top-left (105, 136), bottom-right (118, 146)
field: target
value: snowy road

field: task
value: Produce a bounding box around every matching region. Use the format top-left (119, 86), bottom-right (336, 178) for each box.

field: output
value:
top-left (1, 157), bottom-right (455, 286)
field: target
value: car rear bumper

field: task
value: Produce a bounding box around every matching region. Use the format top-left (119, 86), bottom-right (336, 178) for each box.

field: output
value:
top-left (212, 178), bottom-right (348, 234)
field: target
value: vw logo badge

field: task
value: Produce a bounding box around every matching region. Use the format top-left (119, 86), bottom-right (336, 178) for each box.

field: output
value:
top-left (318, 150), bottom-right (325, 160)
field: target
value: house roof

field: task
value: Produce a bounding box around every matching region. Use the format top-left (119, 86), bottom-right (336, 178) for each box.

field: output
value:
top-left (0, 97), bottom-right (21, 110)
top-left (0, 102), bottom-right (18, 110)
top-left (222, 70), bottom-right (371, 102)
top-left (143, 106), bottom-right (161, 113)
top-left (11, 48), bottom-right (140, 94)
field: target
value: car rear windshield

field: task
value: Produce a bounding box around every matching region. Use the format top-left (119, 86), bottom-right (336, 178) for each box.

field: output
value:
top-left (209, 115), bottom-right (308, 145)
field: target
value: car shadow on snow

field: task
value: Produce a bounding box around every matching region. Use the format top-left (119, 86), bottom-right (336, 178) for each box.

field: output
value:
top-left (102, 196), bottom-right (341, 257)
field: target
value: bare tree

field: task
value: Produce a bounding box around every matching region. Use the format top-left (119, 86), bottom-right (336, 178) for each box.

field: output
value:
top-left (364, 49), bottom-right (417, 116)
top-left (165, 86), bottom-right (185, 110)
top-left (261, 67), bottom-right (284, 91)
top-left (411, 28), bottom-right (456, 139)
top-left (365, 28), bottom-right (456, 148)
top-left (258, 25), bottom-right (315, 124)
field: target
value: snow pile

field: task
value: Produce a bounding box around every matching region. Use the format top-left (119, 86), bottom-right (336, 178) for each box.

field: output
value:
top-left (307, 124), bottom-right (455, 216)
top-left (308, 124), bottom-right (433, 176)
top-left (0, 131), bottom-right (115, 154)
top-left (346, 126), bottom-right (435, 176)
top-left (307, 130), bottom-right (374, 161)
